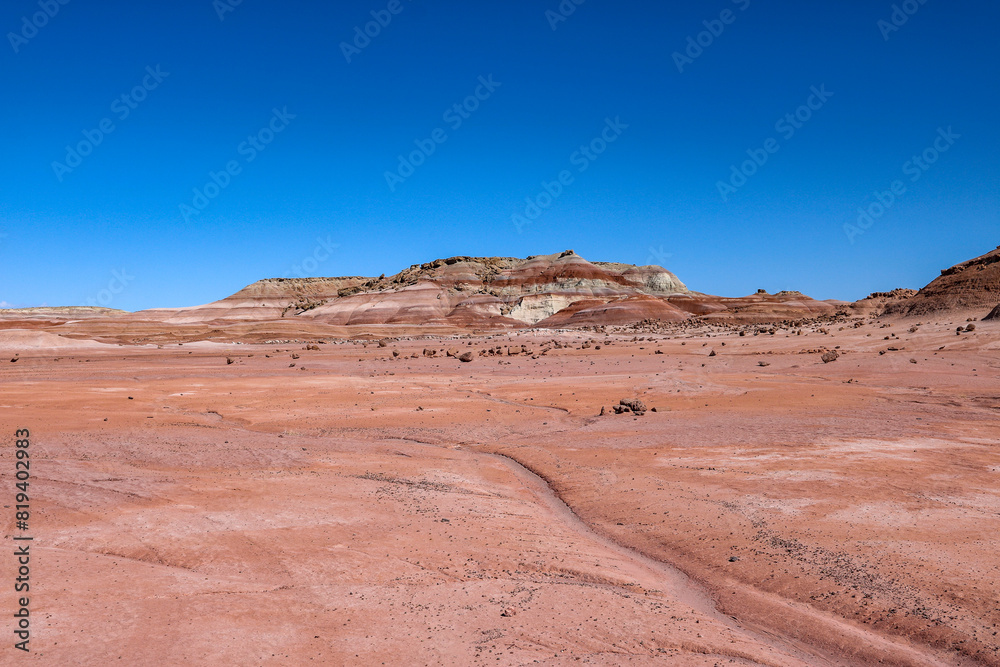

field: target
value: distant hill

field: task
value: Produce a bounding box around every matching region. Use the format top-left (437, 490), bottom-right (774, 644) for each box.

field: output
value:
top-left (125, 249), bottom-right (838, 328)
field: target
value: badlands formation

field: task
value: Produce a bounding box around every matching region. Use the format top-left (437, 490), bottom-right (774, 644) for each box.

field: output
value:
top-left (2, 247), bottom-right (999, 665)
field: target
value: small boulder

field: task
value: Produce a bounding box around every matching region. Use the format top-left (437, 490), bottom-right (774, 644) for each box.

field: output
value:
top-left (458, 352), bottom-right (474, 362)
top-left (821, 351), bottom-right (839, 363)
top-left (619, 398), bottom-right (647, 415)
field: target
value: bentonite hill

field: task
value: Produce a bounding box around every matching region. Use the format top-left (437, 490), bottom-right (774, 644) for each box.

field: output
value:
top-left (2, 249), bottom-right (855, 339)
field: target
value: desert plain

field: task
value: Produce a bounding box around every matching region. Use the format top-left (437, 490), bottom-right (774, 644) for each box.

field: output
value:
top-left (2, 309), bottom-right (998, 666)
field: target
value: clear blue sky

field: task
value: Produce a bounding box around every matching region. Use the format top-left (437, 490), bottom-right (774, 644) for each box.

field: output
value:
top-left (2, 0), bottom-right (997, 310)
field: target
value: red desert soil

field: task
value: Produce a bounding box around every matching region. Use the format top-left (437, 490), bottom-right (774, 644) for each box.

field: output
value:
top-left (2, 315), bottom-right (999, 665)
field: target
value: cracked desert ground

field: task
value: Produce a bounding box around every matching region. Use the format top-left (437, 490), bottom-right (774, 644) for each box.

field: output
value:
top-left (2, 319), bottom-right (998, 666)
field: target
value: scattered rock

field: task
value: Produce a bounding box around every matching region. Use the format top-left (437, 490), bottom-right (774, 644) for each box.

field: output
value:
top-left (226, 357), bottom-right (234, 365)
top-left (708, 349), bottom-right (717, 357)
top-left (458, 352), bottom-right (474, 362)
top-left (619, 398), bottom-right (647, 415)
top-left (821, 351), bottom-right (839, 363)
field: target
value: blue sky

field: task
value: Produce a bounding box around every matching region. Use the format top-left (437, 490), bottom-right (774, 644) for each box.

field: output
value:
top-left (2, 0), bottom-right (997, 310)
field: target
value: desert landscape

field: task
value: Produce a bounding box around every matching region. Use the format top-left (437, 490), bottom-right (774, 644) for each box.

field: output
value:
top-left (2, 247), bottom-right (998, 665)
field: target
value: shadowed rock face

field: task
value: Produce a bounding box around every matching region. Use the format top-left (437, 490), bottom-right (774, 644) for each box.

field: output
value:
top-left (882, 246), bottom-right (1000, 317)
